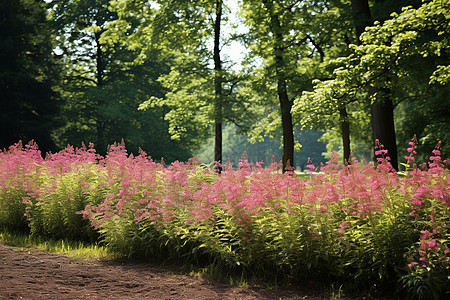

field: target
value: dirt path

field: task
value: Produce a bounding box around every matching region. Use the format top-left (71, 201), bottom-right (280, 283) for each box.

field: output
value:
top-left (0, 243), bottom-right (325, 299)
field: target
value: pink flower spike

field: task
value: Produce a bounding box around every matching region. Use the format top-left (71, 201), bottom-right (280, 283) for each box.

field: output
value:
top-left (432, 149), bottom-right (441, 156)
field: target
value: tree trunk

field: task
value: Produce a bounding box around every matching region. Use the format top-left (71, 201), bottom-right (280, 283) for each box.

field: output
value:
top-left (214, 0), bottom-right (223, 172)
top-left (95, 31), bottom-right (104, 86)
top-left (371, 87), bottom-right (398, 170)
top-left (339, 107), bottom-right (351, 164)
top-left (94, 31), bottom-right (106, 154)
top-left (350, 0), bottom-right (398, 170)
top-left (350, 0), bottom-right (372, 40)
top-left (337, 0), bottom-right (372, 164)
top-left (264, 0), bottom-right (294, 172)
top-left (338, 0), bottom-right (372, 165)
top-left (280, 87), bottom-right (295, 172)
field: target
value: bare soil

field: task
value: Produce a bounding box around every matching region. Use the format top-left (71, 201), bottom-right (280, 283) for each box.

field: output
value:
top-left (0, 243), bottom-right (328, 300)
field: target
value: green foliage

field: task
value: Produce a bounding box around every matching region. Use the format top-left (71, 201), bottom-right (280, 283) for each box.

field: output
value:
top-left (0, 0), bottom-right (61, 153)
top-left (398, 196), bottom-right (450, 299)
top-left (29, 165), bottom-right (102, 242)
top-left (293, 0), bottom-right (450, 161)
top-left (237, 0), bottom-right (360, 167)
top-left (0, 186), bottom-right (29, 233)
top-left (335, 199), bottom-right (419, 290)
top-left (48, 0), bottom-right (191, 160)
top-left (131, 0), bottom-right (250, 155)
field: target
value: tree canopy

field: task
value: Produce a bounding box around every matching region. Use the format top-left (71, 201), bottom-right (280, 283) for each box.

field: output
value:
top-left (0, 0), bottom-right (61, 153)
top-left (293, 0), bottom-right (449, 165)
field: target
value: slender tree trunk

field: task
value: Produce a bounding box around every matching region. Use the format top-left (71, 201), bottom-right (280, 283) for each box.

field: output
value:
top-left (95, 32), bottom-right (103, 87)
top-left (339, 107), bottom-right (351, 164)
top-left (95, 31), bottom-right (106, 154)
top-left (264, 0), bottom-right (294, 172)
top-left (338, 0), bottom-right (372, 165)
top-left (350, 0), bottom-right (398, 170)
top-left (279, 86), bottom-right (295, 172)
top-left (214, 0), bottom-right (223, 171)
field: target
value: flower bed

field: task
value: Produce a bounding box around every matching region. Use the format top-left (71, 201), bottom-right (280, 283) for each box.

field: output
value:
top-left (1, 139), bottom-right (448, 298)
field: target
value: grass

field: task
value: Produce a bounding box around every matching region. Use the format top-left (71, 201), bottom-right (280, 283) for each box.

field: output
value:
top-left (0, 230), bottom-right (120, 261)
top-left (0, 229), bottom-right (363, 299)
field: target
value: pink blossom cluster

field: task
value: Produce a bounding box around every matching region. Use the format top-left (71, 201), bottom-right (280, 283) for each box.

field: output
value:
top-left (0, 141), bottom-right (104, 221)
top-left (0, 141), bottom-right (43, 218)
top-left (407, 229), bottom-right (450, 270)
top-left (374, 139), bottom-right (391, 163)
top-left (404, 135), bottom-right (418, 164)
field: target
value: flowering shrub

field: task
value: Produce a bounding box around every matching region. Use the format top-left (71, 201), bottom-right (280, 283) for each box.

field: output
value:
top-left (0, 141), bottom-right (102, 241)
top-left (0, 141), bottom-right (43, 232)
top-left (0, 139), bottom-right (448, 298)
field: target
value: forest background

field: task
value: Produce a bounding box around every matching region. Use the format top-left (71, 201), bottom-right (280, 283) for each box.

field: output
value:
top-left (1, 0), bottom-right (448, 171)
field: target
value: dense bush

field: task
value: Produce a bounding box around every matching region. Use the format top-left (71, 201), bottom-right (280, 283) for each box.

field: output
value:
top-left (0, 139), bottom-right (448, 298)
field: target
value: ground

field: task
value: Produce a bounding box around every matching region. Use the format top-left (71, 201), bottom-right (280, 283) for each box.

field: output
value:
top-left (0, 243), bottom-right (331, 300)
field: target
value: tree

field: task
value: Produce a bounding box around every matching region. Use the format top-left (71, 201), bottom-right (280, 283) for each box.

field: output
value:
top-left (263, 0), bottom-right (295, 171)
top-left (350, 0), bottom-right (395, 169)
top-left (49, 0), bottom-right (117, 154)
top-left (348, 0), bottom-right (423, 170)
top-left (135, 0), bottom-right (247, 167)
top-left (240, 0), bottom-right (358, 170)
top-left (293, 0), bottom-right (449, 168)
top-left (0, 0), bottom-right (61, 153)
top-left (49, 0), bottom-right (191, 160)
top-left (240, 0), bottom-right (299, 172)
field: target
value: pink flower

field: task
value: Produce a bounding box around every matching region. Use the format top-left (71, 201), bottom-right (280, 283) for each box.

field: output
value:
top-left (425, 240), bottom-right (438, 248)
top-left (339, 221), bottom-right (349, 229)
top-left (375, 149), bottom-right (388, 156)
top-left (420, 230), bottom-right (433, 240)
top-left (413, 187), bottom-right (429, 198)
